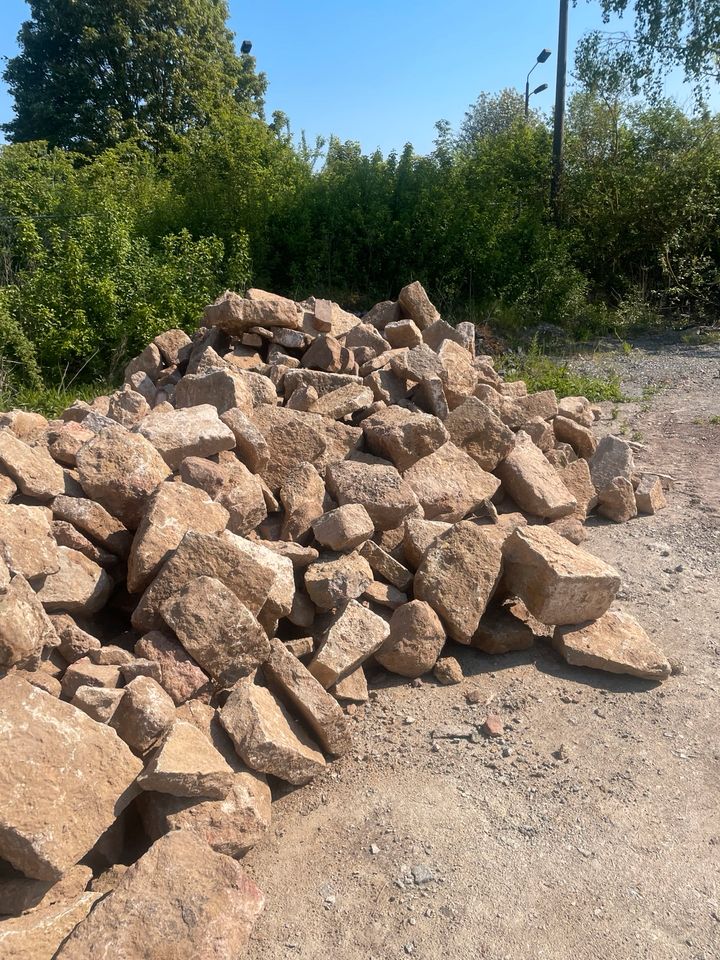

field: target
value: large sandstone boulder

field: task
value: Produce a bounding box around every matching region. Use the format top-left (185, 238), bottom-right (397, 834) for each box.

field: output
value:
top-left (52, 495), bottom-right (132, 557)
top-left (375, 599), bottom-right (446, 678)
top-left (326, 459), bottom-right (419, 531)
top-left (135, 404), bottom-right (236, 468)
top-left (137, 719), bottom-right (235, 799)
top-left (496, 431), bottom-right (577, 519)
top-left (444, 396), bottom-right (515, 471)
top-left (308, 599), bottom-right (390, 688)
top-left (304, 552), bottom-right (374, 610)
top-left (0, 504), bottom-right (59, 580)
top-left (55, 830), bottom-right (265, 959)
top-left (362, 407), bottom-right (449, 471)
top-left (398, 280), bottom-right (441, 329)
top-left (403, 442), bottom-right (501, 522)
top-left (0, 430), bottom-right (65, 500)
top-left (35, 546), bottom-right (112, 615)
top-left (0, 676), bottom-right (142, 880)
top-left (554, 610), bottom-right (671, 681)
top-left (0, 574), bottom-right (57, 668)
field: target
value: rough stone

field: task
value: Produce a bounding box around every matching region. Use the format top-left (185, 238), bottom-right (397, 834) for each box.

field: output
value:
top-left (0, 574), bottom-right (57, 669)
top-left (0, 892), bottom-right (101, 960)
top-left (61, 658), bottom-right (121, 700)
top-left (71, 685), bottom-right (125, 724)
top-left (557, 395), bottom-right (594, 428)
top-left (312, 504), bottom-right (374, 551)
top-left (496, 431), bottom-right (577, 519)
top-left (398, 280), bottom-right (441, 330)
top-left (309, 383), bottom-right (374, 419)
top-left (308, 599), bottom-right (390, 688)
top-left (135, 404), bottom-right (235, 469)
top-left (635, 474), bottom-right (667, 514)
top-left (589, 435), bottom-right (635, 494)
top-left (55, 830), bottom-right (265, 960)
top-left (138, 719), bottom-right (235, 799)
top-left (598, 476), bottom-right (638, 523)
top-left (384, 318), bottom-right (423, 348)
top-left (36, 546), bottom-right (113, 614)
top-left (220, 407), bottom-right (270, 472)
top-left (375, 599), bottom-right (446, 678)
top-left (279, 461), bottom-right (326, 543)
top-left (46, 421), bottom-right (95, 467)
top-left (502, 525), bottom-right (621, 625)
top-left (326, 459), bottom-right (419, 531)
top-left (52, 495), bottom-right (131, 557)
top-left (552, 415), bottom-right (598, 459)
top-left (515, 390), bottom-right (558, 421)
top-left (358, 538), bottom-right (413, 590)
top-left (304, 551), bottom-right (374, 610)
top-left (204, 289), bottom-right (301, 335)
top-left (444, 397), bottom-right (515, 471)
top-left (153, 328), bottom-right (192, 366)
top-left (0, 675), bottom-right (142, 880)
top-left (50, 614), bottom-right (100, 662)
top-left (362, 406), bottom-right (449, 471)
top-left (433, 657), bottom-right (463, 685)
top-left (134, 630), bottom-right (210, 704)
top-left (107, 386), bottom-right (150, 428)
top-left (110, 675), bottom-right (175, 755)
top-left (0, 430), bottom-right (65, 500)
top-left (471, 601), bottom-right (536, 654)
top-left (174, 369), bottom-right (255, 416)
top-left (403, 442), bottom-right (500, 522)
top-left (554, 610), bottom-right (671, 681)
top-left (557, 458), bottom-right (598, 517)
top-left (124, 342), bottom-right (162, 381)
top-left (415, 521), bottom-right (504, 643)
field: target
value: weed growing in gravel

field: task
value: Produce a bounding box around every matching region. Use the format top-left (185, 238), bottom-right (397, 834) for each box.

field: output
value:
top-left (499, 340), bottom-right (623, 402)
top-left (0, 382), bottom-right (113, 419)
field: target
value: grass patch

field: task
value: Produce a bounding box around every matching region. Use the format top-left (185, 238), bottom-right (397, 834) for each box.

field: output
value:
top-left (499, 341), bottom-right (624, 403)
top-left (692, 414), bottom-right (720, 426)
top-left (681, 329), bottom-right (720, 346)
top-left (0, 381), bottom-right (113, 420)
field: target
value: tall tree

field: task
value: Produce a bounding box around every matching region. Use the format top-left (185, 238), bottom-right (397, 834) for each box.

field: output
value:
top-left (576, 0), bottom-right (720, 100)
top-left (456, 89), bottom-right (533, 148)
top-left (3, 0), bottom-right (266, 153)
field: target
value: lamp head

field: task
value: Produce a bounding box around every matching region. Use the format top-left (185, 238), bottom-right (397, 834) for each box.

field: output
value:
top-left (240, 40), bottom-right (253, 54)
top-left (537, 48), bottom-right (551, 63)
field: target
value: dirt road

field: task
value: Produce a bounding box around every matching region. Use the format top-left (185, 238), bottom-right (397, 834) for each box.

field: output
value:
top-left (243, 337), bottom-right (720, 960)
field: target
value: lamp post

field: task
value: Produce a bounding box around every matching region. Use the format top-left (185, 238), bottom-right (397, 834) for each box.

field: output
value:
top-left (551, 0), bottom-right (569, 218)
top-left (525, 48), bottom-right (552, 118)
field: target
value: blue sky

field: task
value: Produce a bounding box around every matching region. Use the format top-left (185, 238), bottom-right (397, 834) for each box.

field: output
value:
top-left (0, 1), bottom-right (711, 154)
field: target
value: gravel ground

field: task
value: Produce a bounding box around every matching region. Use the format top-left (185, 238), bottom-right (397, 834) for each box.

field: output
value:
top-left (242, 336), bottom-right (720, 960)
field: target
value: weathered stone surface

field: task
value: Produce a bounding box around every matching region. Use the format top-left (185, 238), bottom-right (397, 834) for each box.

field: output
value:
top-left (0, 430), bottom-right (65, 500)
top-left (126, 480), bottom-right (229, 594)
top-left (135, 631), bottom-right (210, 704)
top-left (76, 426), bottom-right (171, 529)
top-left (215, 461), bottom-right (267, 536)
top-left (50, 614), bottom-right (100, 662)
top-left (522, 416), bottom-right (555, 453)
top-left (302, 333), bottom-right (347, 372)
top-left (309, 383), bottom-right (374, 419)
top-left (358, 538), bottom-right (413, 589)
top-left (52, 495), bottom-right (131, 557)
top-left (589, 435), bottom-right (635, 494)
top-left (362, 407), bottom-right (449, 471)
top-left (557, 458), bottom-right (598, 517)
top-left (402, 516), bottom-right (452, 568)
top-left (312, 503), bottom-right (374, 551)
top-left (496, 431), bottom-right (577, 519)
top-left (61, 658), bottom-right (121, 699)
top-left (503, 525), bottom-right (621, 625)
top-left (205, 289), bottom-right (301, 335)
top-left (0, 574), bottom-right (57, 668)
top-left (0, 471), bottom-right (17, 502)
top-left (363, 580), bottom-right (406, 609)
top-left (437, 339), bottom-right (477, 408)
top-left (384, 318), bottom-right (422, 348)
top-left (55, 830), bottom-right (265, 960)
top-left (135, 404), bottom-right (235, 469)
top-left (363, 299), bottom-right (400, 330)
top-left (557, 395), bottom-right (594, 428)
top-left (124, 342), bottom-right (162, 381)
top-left (160, 576), bottom-right (270, 686)
top-left (398, 280), bottom-right (440, 330)
top-left (0, 891), bottom-right (101, 960)
top-left (36, 547), bottom-right (113, 614)
top-left (153, 328), bottom-right (192, 366)
top-left (434, 656), bottom-right (463, 685)
top-left (598, 476), bottom-right (638, 523)
top-left (308, 599), bottom-right (390, 688)
top-left (326, 459), bottom-right (419, 531)
top-left (444, 397), bottom-right (515, 471)
top-left (0, 409), bottom-right (49, 443)
top-left (279, 461), bottom-right (326, 543)
top-left (46, 421), bottom-right (94, 467)
top-left (0, 675), bottom-right (142, 880)
top-left (51, 520), bottom-right (107, 566)
top-left (635, 474), bottom-right (667, 514)
top-left (471, 601), bottom-right (536, 654)
top-left (403, 442), bottom-right (500, 522)
top-left (132, 529), bottom-right (276, 631)
top-left (304, 551), bottom-right (374, 610)
top-left (71, 685), bottom-right (125, 723)
top-left (331, 666), bottom-right (369, 702)
top-left (138, 719), bottom-right (235, 799)
top-left (110, 675), bottom-right (175, 755)
top-left (549, 515), bottom-right (587, 544)
top-left (311, 298), bottom-right (360, 337)
top-left (107, 386), bottom-right (150, 428)
top-left (220, 407), bottom-right (269, 472)
top-left (414, 521), bottom-right (504, 643)
top-left (515, 389), bottom-right (558, 421)
top-left (390, 343), bottom-right (445, 383)
top-left (264, 637), bottom-right (351, 755)
top-left (221, 676), bottom-right (326, 785)
top-left (552, 415), bottom-right (598, 459)
top-left (175, 369), bottom-right (255, 416)
top-left (375, 599), bottom-right (446, 678)
top-left (554, 610), bottom-right (671, 681)
top-left (284, 368), bottom-right (363, 399)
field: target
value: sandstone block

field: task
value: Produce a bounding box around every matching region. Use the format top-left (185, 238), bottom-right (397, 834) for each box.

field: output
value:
top-left (135, 404), bottom-right (235, 469)
top-left (403, 441), bottom-right (500, 522)
top-left (312, 504), bottom-right (374, 551)
top-left (138, 719), bottom-right (235, 799)
top-left (589, 435), bottom-right (635, 494)
top-left (375, 599), bottom-right (446, 678)
top-left (0, 574), bottom-right (57, 669)
top-left (496, 431), bottom-right (577, 519)
top-left (362, 406), bottom-right (449, 472)
top-left (554, 610), bottom-right (671, 681)
top-left (36, 546), bottom-right (112, 615)
top-left (308, 599), bottom-right (390, 688)
top-left (0, 430), bottom-right (65, 501)
top-left (635, 474), bottom-right (667, 514)
top-left (398, 280), bottom-right (440, 330)
top-left (598, 476), bottom-right (638, 522)
top-left (110, 675), bottom-right (175, 754)
top-left (134, 630), bottom-right (210, 704)
top-left (326, 460), bottom-right (419, 531)
top-left (552, 414), bottom-right (598, 459)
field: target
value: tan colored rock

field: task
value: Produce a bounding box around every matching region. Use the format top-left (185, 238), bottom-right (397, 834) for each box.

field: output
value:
top-left (287, 382), bottom-right (319, 411)
top-left (302, 333), bottom-right (348, 372)
top-left (362, 407), bottom-right (449, 471)
top-left (0, 471), bottom-right (17, 502)
top-left (52, 495), bottom-right (131, 557)
top-left (437, 339), bottom-right (477, 408)
top-left (51, 522), bottom-right (108, 569)
top-left (422, 318), bottom-right (467, 353)
top-left (376, 599), bottom-right (446, 678)
top-left (0, 862), bottom-right (92, 921)
top-left (284, 368), bottom-right (363, 398)
top-left (254, 539), bottom-right (319, 569)
top-left (598, 476), bottom-right (638, 523)
top-left (403, 442), bottom-right (500, 522)
top-left (471, 601), bottom-right (536, 654)
top-left (0, 430), bottom-right (65, 500)
top-left (135, 404), bottom-right (235, 469)
top-left (204, 289), bottom-right (301, 335)
top-left (134, 631), bottom-right (210, 704)
top-left (132, 529), bottom-right (276, 631)
top-left (127, 480), bottom-right (229, 594)
top-left (398, 280), bottom-right (440, 330)
top-left (363, 580), bottom-right (406, 609)
top-left (433, 656), bottom-right (463, 685)
top-left (308, 599), bottom-right (390, 688)
top-left (557, 395), bottom-right (594, 427)
top-left (0, 574), bottom-right (57, 669)
top-left (124, 342), bottom-right (162, 380)
top-left (215, 461), bottom-right (267, 536)
top-left (502, 525), bottom-right (620, 625)
top-left (390, 343), bottom-right (445, 383)
top-left (153, 328), bottom-right (192, 366)
top-left (220, 407), bottom-right (269, 472)
top-left (515, 389), bottom-right (558, 421)
top-left (309, 383), bottom-right (374, 419)
top-left (107, 386), bottom-right (150, 427)
top-left (0, 892), bottom-right (101, 960)
top-left (221, 676), bottom-right (326, 785)
top-left (71, 685), bottom-right (125, 724)
top-left (46, 421), bottom-right (94, 467)
top-left (331, 666), bottom-right (369, 703)
top-left (589, 435), bottom-right (635, 493)
top-left (36, 547), bottom-right (112, 615)
top-left (402, 516), bottom-right (452, 568)
top-left (0, 675), bottom-right (142, 880)
top-left (552, 414), bottom-right (597, 459)
top-left (75, 426), bottom-right (171, 529)
top-left (363, 299), bottom-right (400, 330)
top-left (110, 675), bottom-right (175, 755)
top-left (174, 369), bottom-right (255, 415)
top-left (384, 318), bottom-right (422, 348)
top-left (414, 521), bottom-right (504, 643)
top-left (358, 538), bottom-right (413, 589)
top-left (279, 461), bottom-right (326, 543)
top-left (557, 458), bottom-right (598, 517)
top-left (326, 459), bottom-right (419, 531)
top-left (138, 719), bottom-right (235, 799)
top-left (548, 515), bottom-right (587, 544)
top-left (311, 298), bottom-right (361, 337)
top-left (0, 409), bottom-right (49, 443)
top-left (496, 431), bottom-right (577, 519)
top-left (554, 610), bottom-right (671, 681)
top-left (444, 397), bottom-right (515, 471)
top-left (414, 374), bottom-right (450, 419)
top-left (160, 575), bottom-right (270, 686)
top-left (55, 830), bottom-right (265, 960)
top-left (635, 474), bottom-right (667, 514)
top-left (304, 551), bottom-right (373, 610)
top-left (61, 658), bottom-right (121, 699)
top-left (522, 416), bottom-right (555, 453)
top-left (312, 503), bottom-right (374, 551)
top-left (50, 614), bottom-right (100, 663)
top-left (264, 637), bottom-right (351, 755)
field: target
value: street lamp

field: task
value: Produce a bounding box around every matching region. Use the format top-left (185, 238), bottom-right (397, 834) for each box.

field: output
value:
top-left (525, 48), bottom-right (551, 118)
top-left (240, 40), bottom-right (253, 54)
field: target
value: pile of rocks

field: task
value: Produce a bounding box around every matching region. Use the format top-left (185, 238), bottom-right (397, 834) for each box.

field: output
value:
top-left (0, 282), bottom-right (671, 957)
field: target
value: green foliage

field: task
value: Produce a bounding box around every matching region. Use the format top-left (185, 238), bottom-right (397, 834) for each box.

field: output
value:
top-left (500, 339), bottom-right (624, 402)
top-left (3, 0), bottom-right (266, 153)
